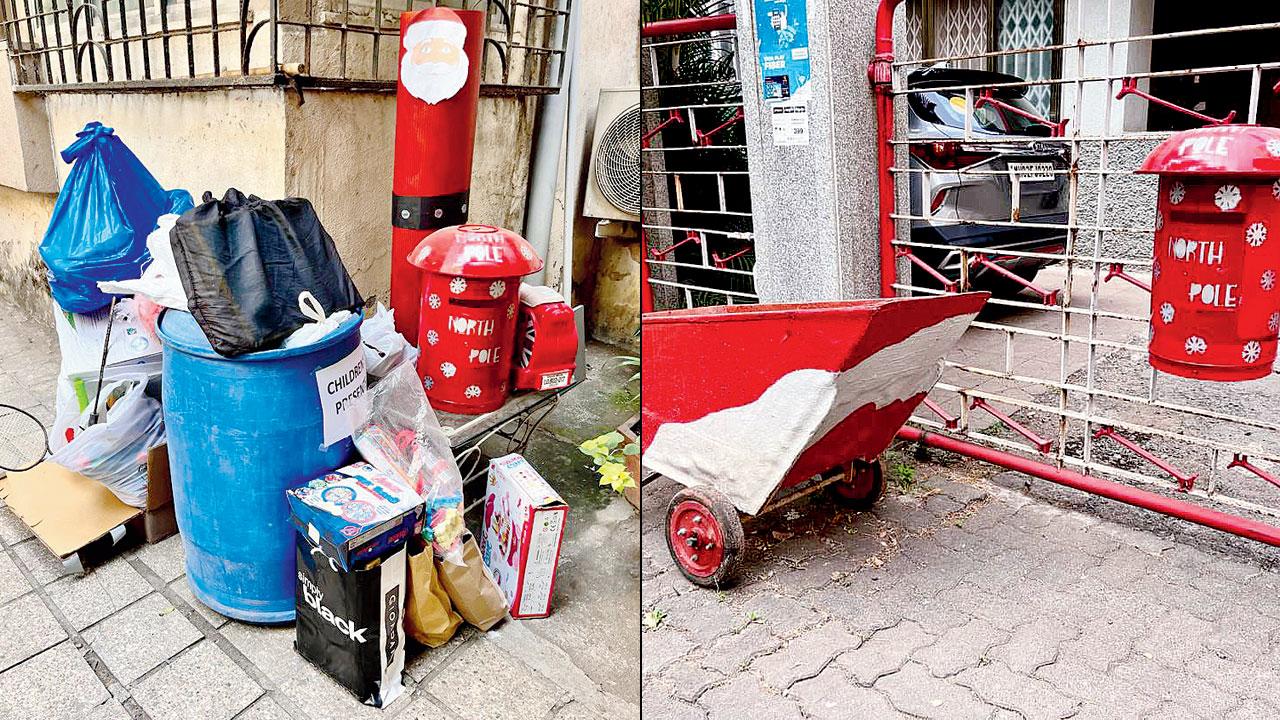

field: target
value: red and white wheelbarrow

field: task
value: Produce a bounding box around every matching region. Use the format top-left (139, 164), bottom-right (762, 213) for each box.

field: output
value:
top-left (642, 293), bottom-right (988, 586)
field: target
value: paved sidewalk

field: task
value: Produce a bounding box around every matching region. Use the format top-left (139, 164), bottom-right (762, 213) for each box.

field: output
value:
top-left (0, 297), bottom-right (640, 720)
top-left (641, 455), bottom-right (1280, 720)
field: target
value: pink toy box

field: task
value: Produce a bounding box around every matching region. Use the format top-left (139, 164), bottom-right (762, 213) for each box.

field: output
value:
top-left (481, 454), bottom-right (569, 619)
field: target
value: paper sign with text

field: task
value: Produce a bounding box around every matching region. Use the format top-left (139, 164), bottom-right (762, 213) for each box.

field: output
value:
top-left (316, 345), bottom-right (370, 447)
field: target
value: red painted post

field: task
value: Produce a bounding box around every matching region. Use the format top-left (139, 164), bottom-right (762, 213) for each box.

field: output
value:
top-left (390, 7), bottom-right (485, 339)
top-left (870, 0), bottom-right (905, 297)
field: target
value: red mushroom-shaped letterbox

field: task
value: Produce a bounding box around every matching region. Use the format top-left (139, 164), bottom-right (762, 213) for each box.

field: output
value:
top-left (408, 225), bottom-right (543, 414)
top-left (1138, 124), bottom-right (1280, 381)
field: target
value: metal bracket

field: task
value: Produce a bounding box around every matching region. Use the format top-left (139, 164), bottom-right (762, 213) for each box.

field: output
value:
top-left (975, 88), bottom-right (1069, 137)
top-left (1103, 263), bottom-right (1151, 293)
top-left (696, 108), bottom-right (744, 147)
top-left (1228, 454), bottom-right (1280, 490)
top-left (1093, 426), bottom-right (1197, 492)
top-left (649, 231), bottom-right (702, 259)
top-left (922, 398), bottom-right (960, 430)
top-left (642, 109), bottom-right (685, 149)
top-left (896, 247), bottom-right (958, 292)
top-left (1116, 77), bottom-right (1236, 126)
top-left (971, 397), bottom-right (1053, 453)
top-left (970, 254), bottom-right (1060, 305)
top-left (712, 246), bottom-right (751, 269)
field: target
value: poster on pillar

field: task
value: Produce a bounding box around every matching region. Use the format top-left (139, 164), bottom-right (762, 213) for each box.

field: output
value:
top-left (754, 0), bottom-right (811, 146)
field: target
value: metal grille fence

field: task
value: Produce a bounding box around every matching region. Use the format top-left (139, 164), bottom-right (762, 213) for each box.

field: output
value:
top-left (880, 3), bottom-right (1280, 527)
top-left (640, 13), bottom-right (756, 312)
top-left (1, 0), bottom-right (570, 94)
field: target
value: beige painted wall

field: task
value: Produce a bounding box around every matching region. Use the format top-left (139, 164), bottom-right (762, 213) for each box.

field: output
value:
top-left (283, 91), bottom-right (539, 304)
top-left (0, 184), bottom-right (57, 317)
top-left (553, 0), bottom-right (640, 348)
top-left (0, 42), bottom-right (57, 193)
top-left (43, 88), bottom-right (290, 199)
top-left (3, 83), bottom-right (539, 313)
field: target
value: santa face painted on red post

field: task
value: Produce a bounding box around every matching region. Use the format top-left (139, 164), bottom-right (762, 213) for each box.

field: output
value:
top-left (400, 16), bottom-right (469, 105)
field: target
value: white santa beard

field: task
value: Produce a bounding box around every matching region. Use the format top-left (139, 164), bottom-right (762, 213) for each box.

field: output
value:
top-left (400, 56), bottom-right (469, 104)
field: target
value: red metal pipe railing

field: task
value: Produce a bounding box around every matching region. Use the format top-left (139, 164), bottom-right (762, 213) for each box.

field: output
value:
top-left (898, 426), bottom-right (1280, 547)
top-left (712, 246), bottom-right (751, 269)
top-left (870, 0), bottom-right (905, 298)
top-left (921, 398), bottom-right (959, 429)
top-left (697, 108), bottom-right (744, 146)
top-left (1115, 77), bottom-right (1237, 126)
top-left (641, 13), bottom-right (736, 38)
top-left (648, 231), bottom-right (702, 259)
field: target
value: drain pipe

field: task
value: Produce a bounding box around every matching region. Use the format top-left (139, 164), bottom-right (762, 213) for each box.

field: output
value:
top-left (898, 427), bottom-right (1280, 547)
top-left (523, 0), bottom-right (580, 291)
top-left (870, 0), bottom-right (904, 298)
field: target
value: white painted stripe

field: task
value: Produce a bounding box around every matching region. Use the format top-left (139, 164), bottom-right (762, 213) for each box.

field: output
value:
top-left (644, 312), bottom-right (977, 514)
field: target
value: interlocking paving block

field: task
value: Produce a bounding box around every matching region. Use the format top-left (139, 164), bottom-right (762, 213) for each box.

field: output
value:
top-left (46, 557), bottom-right (151, 630)
top-left (0, 506), bottom-right (34, 546)
top-left (833, 620), bottom-right (934, 685)
top-left (875, 662), bottom-right (990, 720)
top-left (83, 593), bottom-right (201, 685)
top-left (130, 640), bottom-right (263, 720)
top-left (699, 673), bottom-right (803, 720)
top-left (426, 638), bottom-right (565, 720)
top-left (914, 618), bottom-right (1007, 678)
top-left (700, 622), bottom-right (781, 675)
top-left (0, 591), bottom-right (66, 671)
top-left (0, 642), bottom-right (110, 719)
top-left (790, 667), bottom-right (899, 720)
top-left (954, 661), bottom-right (1082, 720)
top-left (751, 622), bottom-right (861, 690)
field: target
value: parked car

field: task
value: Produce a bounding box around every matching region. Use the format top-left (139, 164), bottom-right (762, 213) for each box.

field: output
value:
top-left (906, 67), bottom-right (1070, 297)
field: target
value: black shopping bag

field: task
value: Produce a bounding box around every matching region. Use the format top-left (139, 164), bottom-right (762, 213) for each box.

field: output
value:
top-left (170, 188), bottom-right (363, 356)
top-left (294, 536), bottom-right (407, 708)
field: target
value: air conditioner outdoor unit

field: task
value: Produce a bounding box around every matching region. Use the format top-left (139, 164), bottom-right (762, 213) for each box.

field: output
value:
top-left (583, 87), bottom-right (640, 222)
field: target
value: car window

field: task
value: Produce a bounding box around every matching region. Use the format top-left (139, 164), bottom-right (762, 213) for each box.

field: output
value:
top-left (910, 90), bottom-right (1049, 136)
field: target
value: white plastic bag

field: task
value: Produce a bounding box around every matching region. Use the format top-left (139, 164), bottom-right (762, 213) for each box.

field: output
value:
top-left (361, 303), bottom-right (418, 380)
top-left (50, 375), bottom-right (165, 508)
top-left (354, 362), bottom-right (466, 563)
top-left (49, 300), bottom-right (163, 453)
top-left (282, 291), bottom-right (353, 349)
top-left (97, 214), bottom-right (189, 309)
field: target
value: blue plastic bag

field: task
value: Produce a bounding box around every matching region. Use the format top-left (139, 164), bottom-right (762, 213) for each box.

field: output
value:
top-left (38, 122), bottom-right (193, 313)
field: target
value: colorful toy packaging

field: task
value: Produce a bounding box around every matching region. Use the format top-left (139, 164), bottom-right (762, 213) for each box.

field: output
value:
top-left (481, 453), bottom-right (569, 619)
top-left (286, 462), bottom-right (423, 572)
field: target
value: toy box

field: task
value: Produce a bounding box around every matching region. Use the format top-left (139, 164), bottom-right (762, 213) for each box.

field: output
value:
top-left (287, 462), bottom-right (423, 571)
top-left (481, 453), bottom-right (569, 619)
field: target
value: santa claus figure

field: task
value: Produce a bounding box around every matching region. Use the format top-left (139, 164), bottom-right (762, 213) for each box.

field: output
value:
top-left (400, 14), bottom-right (470, 105)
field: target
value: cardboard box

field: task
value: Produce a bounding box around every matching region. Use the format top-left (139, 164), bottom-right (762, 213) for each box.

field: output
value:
top-left (0, 445), bottom-right (177, 572)
top-left (481, 453), bottom-right (569, 619)
top-left (286, 462), bottom-right (423, 571)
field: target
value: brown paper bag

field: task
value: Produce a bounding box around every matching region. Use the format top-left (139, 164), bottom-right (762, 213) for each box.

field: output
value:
top-left (405, 544), bottom-right (463, 647)
top-left (437, 535), bottom-right (508, 631)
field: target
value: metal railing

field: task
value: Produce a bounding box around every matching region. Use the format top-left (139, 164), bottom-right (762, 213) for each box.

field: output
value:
top-left (874, 1), bottom-right (1280, 536)
top-left (1, 0), bottom-right (570, 94)
top-left (641, 13), bottom-right (755, 312)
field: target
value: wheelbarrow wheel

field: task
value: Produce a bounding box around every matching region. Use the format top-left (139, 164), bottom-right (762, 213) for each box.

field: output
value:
top-left (830, 459), bottom-right (886, 510)
top-left (666, 487), bottom-right (743, 588)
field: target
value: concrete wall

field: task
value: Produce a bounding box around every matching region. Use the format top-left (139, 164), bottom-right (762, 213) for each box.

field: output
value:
top-left (284, 90), bottom-right (538, 304)
top-left (733, 0), bottom-right (884, 302)
top-left (0, 184), bottom-right (57, 316)
top-left (552, 0), bottom-right (640, 349)
top-left (1, 82), bottom-right (538, 312)
top-left (1062, 0), bottom-right (1154, 135)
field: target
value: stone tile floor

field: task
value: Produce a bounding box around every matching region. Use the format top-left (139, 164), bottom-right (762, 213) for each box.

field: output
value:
top-left (0, 297), bottom-right (640, 720)
top-left (642, 454), bottom-right (1280, 720)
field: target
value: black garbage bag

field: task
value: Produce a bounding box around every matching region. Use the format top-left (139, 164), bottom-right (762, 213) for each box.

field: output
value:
top-left (170, 189), bottom-right (364, 356)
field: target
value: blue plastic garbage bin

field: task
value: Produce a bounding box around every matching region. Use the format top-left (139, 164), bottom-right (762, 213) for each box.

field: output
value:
top-left (158, 310), bottom-right (363, 623)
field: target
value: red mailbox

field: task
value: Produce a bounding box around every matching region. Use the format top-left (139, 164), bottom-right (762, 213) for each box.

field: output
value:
top-left (1138, 124), bottom-right (1280, 381)
top-left (408, 225), bottom-right (543, 414)
top-left (512, 284), bottom-right (579, 392)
